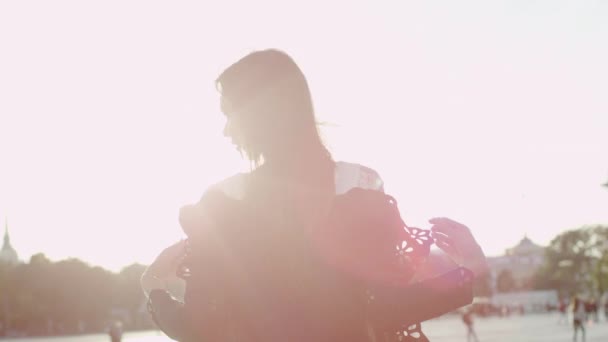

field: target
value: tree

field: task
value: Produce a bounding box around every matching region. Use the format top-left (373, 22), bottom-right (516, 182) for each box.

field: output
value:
top-left (0, 262), bottom-right (15, 331)
top-left (591, 228), bottom-right (608, 294)
top-left (496, 269), bottom-right (516, 293)
top-left (534, 225), bottom-right (608, 296)
top-left (115, 263), bottom-right (147, 328)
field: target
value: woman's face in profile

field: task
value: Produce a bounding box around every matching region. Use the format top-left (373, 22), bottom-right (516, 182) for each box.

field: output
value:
top-left (219, 93), bottom-right (269, 156)
top-left (220, 96), bottom-right (242, 148)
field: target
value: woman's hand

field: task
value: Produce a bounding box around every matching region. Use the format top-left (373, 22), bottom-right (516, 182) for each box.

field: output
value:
top-left (141, 240), bottom-right (187, 294)
top-left (429, 217), bottom-right (489, 276)
top-left (150, 239), bottom-right (188, 277)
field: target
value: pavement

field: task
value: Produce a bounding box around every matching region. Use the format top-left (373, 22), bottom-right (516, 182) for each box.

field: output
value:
top-left (5, 313), bottom-right (607, 342)
top-left (423, 313), bottom-right (608, 342)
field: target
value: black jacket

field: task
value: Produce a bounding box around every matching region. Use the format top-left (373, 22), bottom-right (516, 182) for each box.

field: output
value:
top-left (148, 188), bottom-right (474, 341)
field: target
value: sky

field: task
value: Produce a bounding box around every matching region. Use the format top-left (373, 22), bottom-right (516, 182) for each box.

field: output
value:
top-left (1, 0), bottom-right (607, 272)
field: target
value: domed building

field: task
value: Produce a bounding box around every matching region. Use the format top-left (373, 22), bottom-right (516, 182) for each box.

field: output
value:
top-left (485, 236), bottom-right (557, 313)
top-left (505, 235), bottom-right (545, 259)
top-left (487, 235), bottom-right (545, 291)
top-left (0, 219), bottom-right (19, 267)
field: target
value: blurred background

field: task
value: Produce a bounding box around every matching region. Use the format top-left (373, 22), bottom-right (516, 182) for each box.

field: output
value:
top-left (0, 0), bottom-right (606, 340)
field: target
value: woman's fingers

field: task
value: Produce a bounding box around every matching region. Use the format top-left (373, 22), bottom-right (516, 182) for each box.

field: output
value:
top-left (435, 240), bottom-right (460, 260)
top-left (430, 227), bottom-right (449, 237)
top-left (149, 240), bottom-right (188, 276)
top-left (431, 225), bottom-right (461, 244)
top-left (430, 219), bottom-right (474, 246)
top-left (429, 216), bottom-right (488, 275)
top-left (433, 234), bottom-right (459, 253)
top-left (429, 217), bottom-right (470, 233)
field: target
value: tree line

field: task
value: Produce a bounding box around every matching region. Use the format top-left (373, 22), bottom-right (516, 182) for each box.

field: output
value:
top-left (1, 225), bottom-right (607, 336)
top-left (534, 225), bottom-right (608, 296)
top-left (0, 254), bottom-right (153, 336)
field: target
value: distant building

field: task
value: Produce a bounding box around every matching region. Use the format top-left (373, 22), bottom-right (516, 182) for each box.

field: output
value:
top-left (487, 235), bottom-right (545, 291)
top-left (0, 219), bottom-right (19, 266)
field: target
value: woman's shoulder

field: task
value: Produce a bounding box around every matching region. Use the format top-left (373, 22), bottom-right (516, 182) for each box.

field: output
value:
top-left (334, 161), bottom-right (384, 194)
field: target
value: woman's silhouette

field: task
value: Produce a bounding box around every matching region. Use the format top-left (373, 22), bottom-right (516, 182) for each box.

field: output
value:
top-left (141, 49), bottom-right (488, 341)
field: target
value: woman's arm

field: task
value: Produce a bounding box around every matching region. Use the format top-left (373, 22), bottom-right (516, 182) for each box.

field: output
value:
top-left (141, 201), bottom-right (213, 340)
top-left (141, 195), bottom-right (218, 296)
top-left (141, 239), bottom-right (187, 296)
top-left (369, 267), bottom-right (474, 328)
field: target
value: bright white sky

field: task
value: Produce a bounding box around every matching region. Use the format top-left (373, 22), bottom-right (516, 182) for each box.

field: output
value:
top-left (1, 1), bottom-right (607, 272)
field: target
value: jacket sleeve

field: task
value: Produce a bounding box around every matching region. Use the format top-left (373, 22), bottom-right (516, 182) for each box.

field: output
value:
top-left (368, 267), bottom-right (474, 329)
top-left (147, 289), bottom-right (196, 341)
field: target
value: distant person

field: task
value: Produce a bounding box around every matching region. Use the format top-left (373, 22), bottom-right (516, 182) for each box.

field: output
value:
top-left (558, 298), bottom-right (568, 325)
top-left (592, 298), bottom-right (599, 323)
top-left (462, 308), bottom-right (480, 342)
top-left (500, 305), bottom-right (510, 318)
top-left (141, 49), bottom-right (488, 342)
top-left (572, 297), bottom-right (587, 342)
top-left (108, 321), bottom-right (123, 342)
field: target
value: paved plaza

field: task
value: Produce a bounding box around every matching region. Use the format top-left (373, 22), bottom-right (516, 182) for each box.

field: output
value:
top-left (3, 313), bottom-right (608, 342)
top-left (424, 313), bottom-right (608, 342)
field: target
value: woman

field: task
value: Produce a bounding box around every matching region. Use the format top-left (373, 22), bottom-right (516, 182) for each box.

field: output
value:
top-left (141, 49), bottom-right (487, 341)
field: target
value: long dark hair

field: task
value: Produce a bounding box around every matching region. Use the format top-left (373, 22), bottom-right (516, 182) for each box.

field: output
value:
top-left (216, 49), bottom-right (331, 170)
top-left (216, 49), bottom-right (335, 227)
